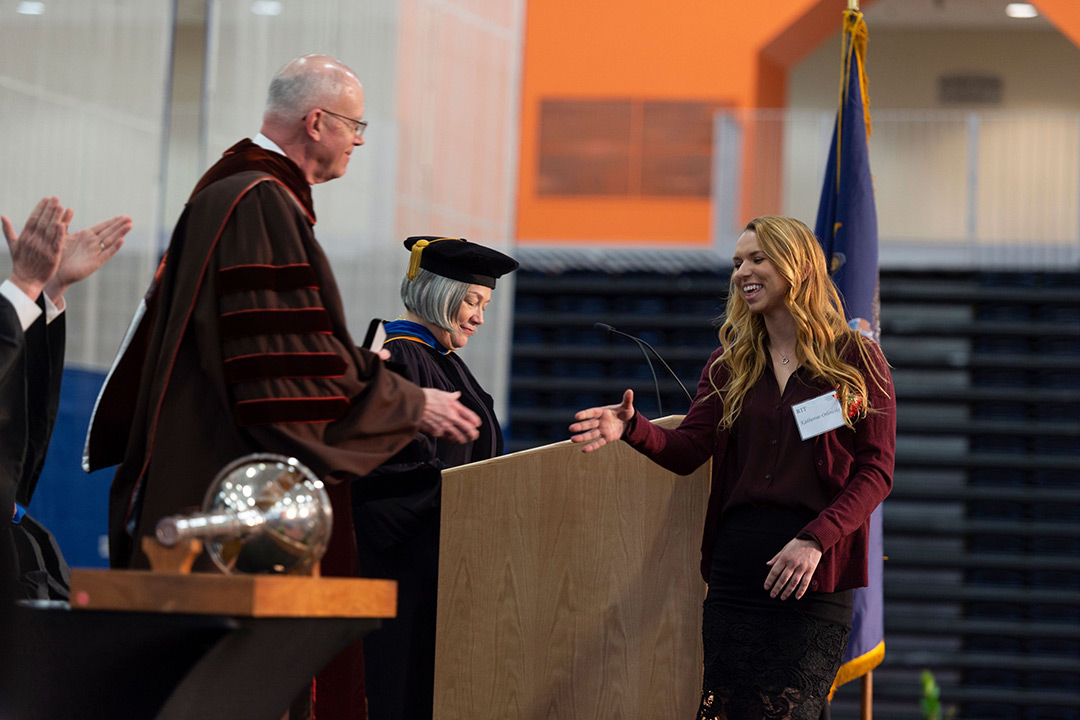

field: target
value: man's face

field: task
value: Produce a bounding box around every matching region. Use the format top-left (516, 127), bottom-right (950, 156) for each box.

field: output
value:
top-left (310, 82), bottom-right (365, 184)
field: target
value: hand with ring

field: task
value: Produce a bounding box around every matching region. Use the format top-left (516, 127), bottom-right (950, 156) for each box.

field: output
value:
top-left (44, 212), bottom-right (133, 305)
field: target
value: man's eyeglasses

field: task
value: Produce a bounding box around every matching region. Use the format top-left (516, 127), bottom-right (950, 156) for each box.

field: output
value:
top-left (317, 108), bottom-right (367, 139)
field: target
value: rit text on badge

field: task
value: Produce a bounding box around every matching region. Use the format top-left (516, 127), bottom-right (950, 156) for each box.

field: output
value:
top-left (792, 391), bottom-right (845, 441)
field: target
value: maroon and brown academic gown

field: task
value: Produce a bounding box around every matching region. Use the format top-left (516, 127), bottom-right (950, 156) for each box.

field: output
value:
top-left (87, 140), bottom-right (425, 719)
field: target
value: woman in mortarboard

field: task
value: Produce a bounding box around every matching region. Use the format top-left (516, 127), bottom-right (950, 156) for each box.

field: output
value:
top-left (351, 236), bottom-right (518, 720)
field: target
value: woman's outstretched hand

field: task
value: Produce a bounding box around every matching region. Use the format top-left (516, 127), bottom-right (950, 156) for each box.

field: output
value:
top-left (569, 389), bottom-right (636, 453)
top-left (765, 537), bottom-right (823, 600)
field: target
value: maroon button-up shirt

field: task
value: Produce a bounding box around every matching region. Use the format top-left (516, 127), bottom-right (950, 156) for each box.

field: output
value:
top-left (623, 338), bottom-right (895, 592)
top-left (726, 358), bottom-right (833, 516)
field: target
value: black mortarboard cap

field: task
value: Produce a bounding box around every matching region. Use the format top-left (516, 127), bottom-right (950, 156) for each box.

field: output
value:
top-left (404, 236), bottom-right (518, 289)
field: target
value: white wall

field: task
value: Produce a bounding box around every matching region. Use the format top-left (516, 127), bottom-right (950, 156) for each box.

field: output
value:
top-left (790, 27), bottom-right (1080, 111)
top-left (779, 26), bottom-right (1080, 266)
top-left (0, 1), bottom-right (172, 367)
top-left (0, 0), bottom-right (526, 415)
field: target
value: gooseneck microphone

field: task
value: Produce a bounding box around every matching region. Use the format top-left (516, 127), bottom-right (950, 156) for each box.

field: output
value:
top-left (594, 323), bottom-right (694, 417)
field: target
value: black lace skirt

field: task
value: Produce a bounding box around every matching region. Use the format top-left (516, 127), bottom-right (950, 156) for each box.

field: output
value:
top-left (697, 506), bottom-right (853, 720)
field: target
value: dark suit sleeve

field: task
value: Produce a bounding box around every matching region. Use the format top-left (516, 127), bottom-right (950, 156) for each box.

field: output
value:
top-left (0, 296), bottom-right (27, 516)
top-left (17, 304), bottom-right (64, 507)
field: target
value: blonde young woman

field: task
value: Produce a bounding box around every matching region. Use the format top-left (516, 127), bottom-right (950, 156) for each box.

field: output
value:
top-left (570, 216), bottom-right (895, 720)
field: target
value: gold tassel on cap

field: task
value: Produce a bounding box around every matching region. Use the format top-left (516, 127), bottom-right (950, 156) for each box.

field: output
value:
top-left (406, 237), bottom-right (465, 281)
top-left (407, 239), bottom-right (431, 280)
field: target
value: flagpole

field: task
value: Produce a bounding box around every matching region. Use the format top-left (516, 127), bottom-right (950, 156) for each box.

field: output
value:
top-left (822, 2), bottom-right (879, 719)
top-left (853, 8), bottom-right (871, 717)
top-left (846, 5), bottom-right (873, 715)
top-left (853, 10), bottom-right (872, 720)
top-left (855, 21), bottom-right (870, 720)
top-left (855, 19), bottom-right (870, 715)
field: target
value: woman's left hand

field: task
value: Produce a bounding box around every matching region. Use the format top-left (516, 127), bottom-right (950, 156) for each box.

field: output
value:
top-left (764, 537), bottom-right (823, 600)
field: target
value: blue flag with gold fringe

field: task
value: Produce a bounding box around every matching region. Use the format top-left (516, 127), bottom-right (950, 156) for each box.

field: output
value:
top-left (813, 7), bottom-right (886, 693)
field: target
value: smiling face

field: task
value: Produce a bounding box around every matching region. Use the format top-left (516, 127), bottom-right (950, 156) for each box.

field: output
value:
top-left (732, 229), bottom-right (791, 318)
top-left (418, 283), bottom-right (492, 351)
top-left (445, 285), bottom-right (491, 350)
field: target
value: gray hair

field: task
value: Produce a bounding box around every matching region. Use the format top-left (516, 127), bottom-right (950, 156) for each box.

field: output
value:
top-left (264, 55), bottom-right (354, 120)
top-left (401, 268), bottom-right (470, 335)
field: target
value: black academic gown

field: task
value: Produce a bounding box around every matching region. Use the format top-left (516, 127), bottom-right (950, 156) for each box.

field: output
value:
top-left (0, 296), bottom-right (23, 607)
top-left (0, 294), bottom-right (69, 602)
top-left (352, 321), bottom-right (502, 720)
top-left (0, 291), bottom-right (71, 717)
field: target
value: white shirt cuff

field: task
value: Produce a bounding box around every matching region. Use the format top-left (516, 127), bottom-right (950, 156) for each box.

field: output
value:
top-left (43, 291), bottom-right (63, 323)
top-left (0, 279), bottom-right (43, 331)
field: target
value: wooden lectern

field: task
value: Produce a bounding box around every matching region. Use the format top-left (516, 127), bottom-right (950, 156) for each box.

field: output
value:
top-left (434, 417), bottom-right (711, 720)
top-left (6, 567), bottom-right (395, 719)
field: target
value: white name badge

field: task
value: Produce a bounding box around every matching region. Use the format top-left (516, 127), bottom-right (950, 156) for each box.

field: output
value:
top-left (792, 391), bottom-right (845, 441)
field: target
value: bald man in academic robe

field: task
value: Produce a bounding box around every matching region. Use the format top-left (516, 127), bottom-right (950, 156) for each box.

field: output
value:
top-left (86, 55), bottom-right (481, 720)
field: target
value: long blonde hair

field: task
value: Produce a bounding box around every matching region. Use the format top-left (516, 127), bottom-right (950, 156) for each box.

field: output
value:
top-left (711, 216), bottom-right (884, 430)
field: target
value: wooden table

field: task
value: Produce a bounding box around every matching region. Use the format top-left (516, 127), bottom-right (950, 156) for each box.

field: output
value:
top-left (4, 571), bottom-right (395, 720)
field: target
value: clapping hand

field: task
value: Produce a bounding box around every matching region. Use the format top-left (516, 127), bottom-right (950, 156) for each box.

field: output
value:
top-left (44, 212), bottom-right (132, 303)
top-left (2, 197), bottom-right (66, 301)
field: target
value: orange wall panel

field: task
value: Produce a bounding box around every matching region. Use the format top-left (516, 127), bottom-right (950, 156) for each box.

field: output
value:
top-left (518, 197), bottom-right (712, 244)
top-left (517, 0), bottom-right (865, 245)
top-left (1035, 0), bottom-right (1080, 49)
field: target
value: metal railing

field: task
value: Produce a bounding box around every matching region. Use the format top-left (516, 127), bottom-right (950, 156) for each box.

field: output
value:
top-left (713, 109), bottom-right (1080, 269)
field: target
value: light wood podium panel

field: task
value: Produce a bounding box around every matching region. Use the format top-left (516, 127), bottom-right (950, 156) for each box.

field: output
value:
top-left (435, 416), bottom-right (711, 720)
